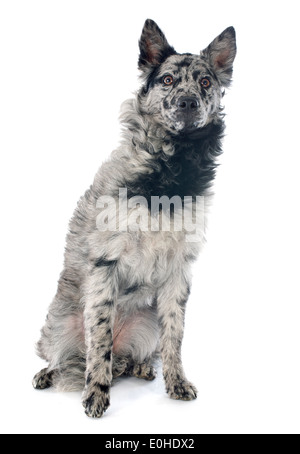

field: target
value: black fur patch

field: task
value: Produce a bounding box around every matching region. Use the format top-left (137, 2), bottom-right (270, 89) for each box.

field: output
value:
top-left (97, 317), bottom-right (108, 326)
top-left (178, 297), bottom-right (188, 308)
top-left (103, 350), bottom-right (111, 362)
top-left (85, 392), bottom-right (95, 407)
top-left (95, 257), bottom-right (118, 268)
top-left (201, 88), bottom-right (208, 98)
top-left (192, 70), bottom-right (201, 81)
top-left (124, 284), bottom-right (140, 295)
top-left (126, 121), bottom-right (224, 204)
top-left (142, 66), bottom-right (162, 94)
top-left (86, 373), bottom-right (92, 385)
top-left (94, 383), bottom-right (110, 394)
top-left (163, 98), bottom-right (170, 110)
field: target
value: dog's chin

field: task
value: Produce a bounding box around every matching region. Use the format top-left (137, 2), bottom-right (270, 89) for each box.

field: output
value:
top-left (161, 114), bottom-right (214, 140)
top-left (172, 120), bottom-right (218, 141)
top-left (166, 120), bottom-right (199, 135)
top-left (169, 120), bottom-right (206, 138)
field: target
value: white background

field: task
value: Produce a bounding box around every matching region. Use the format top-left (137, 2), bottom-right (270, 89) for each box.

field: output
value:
top-left (1, 0), bottom-right (300, 434)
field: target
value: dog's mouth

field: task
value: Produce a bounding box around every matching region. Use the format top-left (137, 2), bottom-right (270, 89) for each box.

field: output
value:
top-left (171, 115), bottom-right (203, 135)
top-left (178, 119), bottom-right (201, 132)
top-left (171, 110), bottom-right (207, 135)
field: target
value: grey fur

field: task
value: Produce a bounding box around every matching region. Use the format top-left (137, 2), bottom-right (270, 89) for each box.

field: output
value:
top-left (33, 19), bottom-right (236, 418)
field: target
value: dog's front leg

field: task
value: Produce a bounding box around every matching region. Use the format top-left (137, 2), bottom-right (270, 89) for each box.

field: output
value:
top-left (157, 273), bottom-right (197, 401)
top-left (82, 265), bottom-right (117, 418)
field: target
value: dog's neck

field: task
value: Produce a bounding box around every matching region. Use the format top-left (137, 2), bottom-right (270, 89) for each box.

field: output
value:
top-left (118, 98), bottom-right (225, 200)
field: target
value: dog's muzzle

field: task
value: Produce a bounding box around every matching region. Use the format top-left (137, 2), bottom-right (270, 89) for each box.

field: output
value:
top-left (175, 96), bottom-right (200, 131)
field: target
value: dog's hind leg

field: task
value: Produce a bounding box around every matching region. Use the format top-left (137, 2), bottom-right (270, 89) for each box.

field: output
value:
top-left (112, 354), bottom-right (157, 381)
top-left (112, 354), bottom-right (130, 378)
top-left (32, 368), bottom-right (58, 390)
top-left (130, 357), bottom-right (157, 381)
top-left (33, 266), bottom-right (86, 391)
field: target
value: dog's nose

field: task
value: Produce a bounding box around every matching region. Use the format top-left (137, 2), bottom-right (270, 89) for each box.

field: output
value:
top-left (177, 96), bottom-right (199, 112)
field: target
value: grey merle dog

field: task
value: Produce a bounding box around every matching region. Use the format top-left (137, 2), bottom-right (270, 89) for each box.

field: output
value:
top-left (33, 19), bottom-right (236, 418)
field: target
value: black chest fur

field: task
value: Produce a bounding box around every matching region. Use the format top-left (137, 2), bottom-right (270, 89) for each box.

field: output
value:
top-left (126, 122), bottom-right (224, 203)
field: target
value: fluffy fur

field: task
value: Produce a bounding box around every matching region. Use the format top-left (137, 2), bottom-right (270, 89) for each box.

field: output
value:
top-left (33, 19), bottom-right (236, 418)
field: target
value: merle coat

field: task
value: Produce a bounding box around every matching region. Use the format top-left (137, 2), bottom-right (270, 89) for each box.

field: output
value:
top-left (33, 19), bottom-right (236, 418)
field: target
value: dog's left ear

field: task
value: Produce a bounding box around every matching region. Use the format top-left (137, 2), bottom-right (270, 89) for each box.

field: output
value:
top-left (201, 27), bottom-right (237, 87)
top-left (138, 19), bottom-right (176, 73)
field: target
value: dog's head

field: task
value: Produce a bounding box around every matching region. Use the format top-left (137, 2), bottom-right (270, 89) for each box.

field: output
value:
top-left (138, 19), bottom-right (236, 136)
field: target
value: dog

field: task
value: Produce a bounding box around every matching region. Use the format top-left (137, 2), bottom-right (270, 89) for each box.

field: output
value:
top-left (33, 19), bottom-right (236, 418)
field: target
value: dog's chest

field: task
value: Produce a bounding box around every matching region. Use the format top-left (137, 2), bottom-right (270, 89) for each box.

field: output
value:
top-left (117, 229), bottom-right (198, 291)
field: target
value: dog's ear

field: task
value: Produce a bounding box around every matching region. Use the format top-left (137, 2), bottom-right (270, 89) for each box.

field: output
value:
top-left (138, 19), bottom-right (176, 72)
top-left (201, 27), bottom-right (236, 87)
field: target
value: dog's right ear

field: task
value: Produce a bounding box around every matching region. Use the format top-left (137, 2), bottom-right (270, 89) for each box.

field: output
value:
top-left (138, 19), bottom-right (176, 73)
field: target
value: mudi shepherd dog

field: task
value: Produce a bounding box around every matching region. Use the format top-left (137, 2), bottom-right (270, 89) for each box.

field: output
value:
top-left (33, 19), bottom-right (236, 418)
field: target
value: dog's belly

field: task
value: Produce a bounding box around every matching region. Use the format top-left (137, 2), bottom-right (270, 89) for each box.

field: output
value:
top-left (112, 305), bottom-right (159, 360)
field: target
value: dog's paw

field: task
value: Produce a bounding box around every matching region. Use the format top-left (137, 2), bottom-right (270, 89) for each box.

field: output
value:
top-left (132, 363), bottom-right (157, 381)
top-left (167, 379), bottom-right (198, 401)
top-left (32, 368), bottom-right (54, 390)
top-left (82, 384), bottom-right (110, 418)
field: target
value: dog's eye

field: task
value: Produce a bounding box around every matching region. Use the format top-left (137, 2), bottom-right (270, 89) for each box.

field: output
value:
top-left (163, 75), bottom-right (173, 86)
top-left (200, 78), bottom-right (211, 89)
